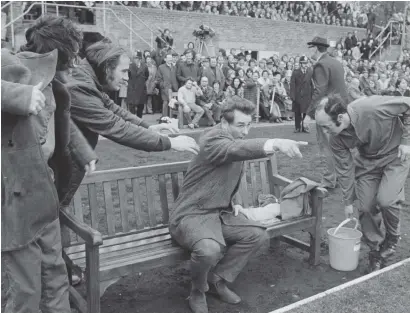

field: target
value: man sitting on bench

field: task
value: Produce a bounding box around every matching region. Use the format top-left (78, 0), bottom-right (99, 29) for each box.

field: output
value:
top-left (169, 96), bottom-right (308, 313)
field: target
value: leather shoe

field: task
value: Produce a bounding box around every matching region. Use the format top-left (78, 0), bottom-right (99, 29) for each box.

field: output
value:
top-left (294, 129), bottom-right (301, 133)
top-left (208, 279), bottom-right (241, 304)
top-left (367, 250), bottom-right (383, 273)
top-left (188, 289), bottom-right (208, 313)
top-left (379, 235), bottom-right (399, 259)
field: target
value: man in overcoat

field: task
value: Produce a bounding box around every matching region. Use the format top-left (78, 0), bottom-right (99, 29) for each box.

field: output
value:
top-left (290, 56), bottom-right (313, 133)
top-left (316, 94), bottom-right (410, 272)
top-left (169, 96), bottom-right (307, 313)
top-left (306, 36), bottom-right (349, 189)
top-left (127, 50), bottom-right (149, 118)
top-left (1, 16), bottom-right (97, 313)
top-left (156, 53), bottom-right (179, 116)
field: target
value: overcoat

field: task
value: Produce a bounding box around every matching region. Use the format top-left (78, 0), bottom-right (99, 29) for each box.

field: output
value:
top-left (1, 49), bottom-right (96, 251)
top-left (289, 68), bottom-right (313, 113)
top-left (127, 61), bottom-right (149, 105)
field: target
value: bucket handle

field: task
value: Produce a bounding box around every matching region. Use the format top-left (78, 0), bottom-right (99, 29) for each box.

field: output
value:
top-left (334, 218), bottom-right (359, 236)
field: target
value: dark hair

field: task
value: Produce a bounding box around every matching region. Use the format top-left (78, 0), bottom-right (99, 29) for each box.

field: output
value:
top-left (187, 41), bottom-right (195, 49)
top-left (80, 32), bottom-right (107, 58)
top-left (272, 71), bottom-right (281, 77)
top-left (246, 68), bottom-right (253, 75)
top-left (262, 70), bottom-right (269, 76)
top-left (323, 93), bottom-right (347, 126)
top-left (222, 96), bottom-right (255, 123)
top-left (20, 15), bottom-right (82, 70)
top-left (85, 41), bottom-right (127, 87)
top-left (396, 78), bottom-right (406, 89)
top-left (213, 81), bottom-right (220, 87)
top-left (185, 77), bottom-right (194, 84)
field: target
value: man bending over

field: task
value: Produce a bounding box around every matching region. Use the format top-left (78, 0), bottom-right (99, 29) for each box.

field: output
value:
top-left (316, 94), bottom-right (410, 272)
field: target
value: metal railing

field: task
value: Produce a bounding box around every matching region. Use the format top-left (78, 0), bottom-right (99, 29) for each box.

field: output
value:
top-left (369, 20), bottom-right (401, 60)
top-left (114, 1), bottom-right (178, 54)
top-left (1, 1), bottom-right (154, 51)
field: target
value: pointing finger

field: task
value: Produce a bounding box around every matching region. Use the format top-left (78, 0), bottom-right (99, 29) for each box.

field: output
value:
top-left (297, 141), bottom-right (308, 146)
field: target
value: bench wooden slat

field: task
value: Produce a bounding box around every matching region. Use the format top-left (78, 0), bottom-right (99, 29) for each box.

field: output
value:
top-left (259, 161), bottom-right (270, 194)
top-left (250, 162), bottom-right (258, 206)
top-left (87, 184), bottom-right (99, 230)
top-left (170, 173), bottom-right (180, 201)
top-left (145, 176), bottom-right (157, 227)
top-left (118, 179), bottom-right (129, 233)
top-left (103, 182), bottom-right (116, 236)
top-left (239, 162), bottom-right (249, 207)
top-left (65, 227), bottom-right (170, 255)
top-left (73, 191), bottom-right (83, 223)
top-left (267, 156), bottom-right (281, 198)
top-left (131, 178), bottom-right (143, 229)
top-left (82, 162), bottom-right (190, 184)
top-left (68, 234), bottom-right (173, 263)
top-left (158, 174), bottom-right (169, 224)
top-left (73, 191), bottom-right (84, 243)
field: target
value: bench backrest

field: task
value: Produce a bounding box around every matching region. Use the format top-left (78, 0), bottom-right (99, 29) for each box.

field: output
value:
top-left (65, 155), bottom-right (281, 245)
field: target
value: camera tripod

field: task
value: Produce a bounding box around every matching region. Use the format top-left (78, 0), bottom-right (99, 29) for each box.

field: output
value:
top-left (195, 37), bottom-right (215, 56)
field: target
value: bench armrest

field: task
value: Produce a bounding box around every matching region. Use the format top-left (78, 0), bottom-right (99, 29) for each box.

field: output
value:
top-left (272, 174), bottom-right (328, 198)
top-left (59, 210), bottom-right (103, 246)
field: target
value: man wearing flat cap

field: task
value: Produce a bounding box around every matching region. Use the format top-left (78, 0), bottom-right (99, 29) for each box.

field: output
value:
top-left (306, 36), bottom-right (348, 190)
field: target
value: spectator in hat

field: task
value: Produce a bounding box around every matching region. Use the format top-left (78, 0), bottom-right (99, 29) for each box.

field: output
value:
top-left (290, 56), bottom-right (313, 133)
top-left (306, 36), bottom-right (348, 190)
top-left (127, 50), bottom-right (149, 118)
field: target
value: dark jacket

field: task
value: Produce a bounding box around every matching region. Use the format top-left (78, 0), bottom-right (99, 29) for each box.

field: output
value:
top-left (67, 59), bottom-right (171, 152)
top-left (169, 126), bottom-right (268, 249)
top-left (176, 61), bottom-right (200, 86)
top-left (127, 61), bottom-right (149, 105)
top-left (290, 68), bottom-right (313, 113)
top-left (308, 53), bottom-right (348, 118)
top-left (1, 49), bottom-right (97, 251)
top-left (62, 58), bottom-right (172, 205)
top-left (201, 66), bottom-right (226, 90)
top-left (156, 62), bottom-right (179, 101)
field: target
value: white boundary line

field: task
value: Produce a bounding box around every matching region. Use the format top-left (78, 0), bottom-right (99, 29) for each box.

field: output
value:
top-left (268, 257), bottom-right (410, 313)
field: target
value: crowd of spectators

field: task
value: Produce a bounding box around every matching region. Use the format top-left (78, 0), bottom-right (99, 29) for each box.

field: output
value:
top-left (118, 1), bottom-right (384, 30)
top-left (116, 25), bottom-right (410, 129)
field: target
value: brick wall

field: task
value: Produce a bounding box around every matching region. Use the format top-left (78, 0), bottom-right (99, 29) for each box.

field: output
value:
top-left (95, 4), bottom-right (366, 56)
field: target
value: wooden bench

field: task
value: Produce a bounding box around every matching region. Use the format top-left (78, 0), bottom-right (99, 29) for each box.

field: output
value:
top-left (60, 155), bottom-right (327, 313)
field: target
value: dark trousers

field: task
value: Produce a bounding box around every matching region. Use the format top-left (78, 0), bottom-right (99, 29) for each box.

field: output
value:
top-left (129, 103), bottom-right (145, 118)
top-left (3, 219), bottom-right (70, 313)
top-left (294, 106), bottom-right (306, 131)
top-left (190, 225), bottom-right (268, 292)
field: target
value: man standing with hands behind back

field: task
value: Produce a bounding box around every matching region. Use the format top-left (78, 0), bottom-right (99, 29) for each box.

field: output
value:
top-left (305, 37), bottom-right (349, 190)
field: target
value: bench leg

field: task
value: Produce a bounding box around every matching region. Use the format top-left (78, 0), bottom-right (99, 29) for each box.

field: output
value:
top-left (86, 244), bottom-right (101, 313)
top-left (178, 105), bottom-right (184, 129)
top-left (309, 190), bottom-right (323, 266)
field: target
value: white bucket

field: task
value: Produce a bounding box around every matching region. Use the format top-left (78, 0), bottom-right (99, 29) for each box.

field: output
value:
top-left (327, 218), bottom-right (363, 271)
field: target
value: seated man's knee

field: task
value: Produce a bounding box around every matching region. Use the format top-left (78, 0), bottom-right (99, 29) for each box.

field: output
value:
top-left (192, 239), bottom-right (221, 263)
top-left (245, 227), bottom-right (269, 245)
top-left (183, 106), bottom-right (191, 113)
top-left (198, 107), bottom-right (204, 114)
